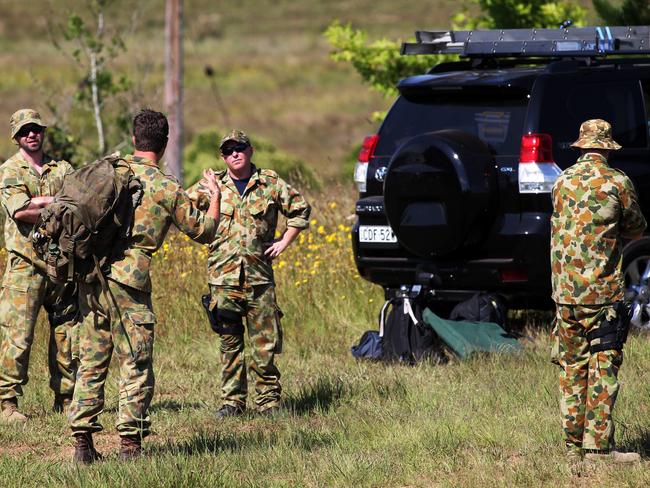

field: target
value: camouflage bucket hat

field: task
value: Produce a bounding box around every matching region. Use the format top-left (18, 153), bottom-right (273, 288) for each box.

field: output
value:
top-left (220, 129), bottom-right (250, 150)
top-left (570, 118), bottom-right (621, 151)
top-left (10, 108), bottom-right (47, 140)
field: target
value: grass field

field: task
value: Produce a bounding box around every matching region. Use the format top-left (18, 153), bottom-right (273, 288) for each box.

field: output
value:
top-left (1, 193), bottom-right (650, 487)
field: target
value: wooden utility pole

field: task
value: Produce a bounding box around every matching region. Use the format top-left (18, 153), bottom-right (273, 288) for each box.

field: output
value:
top-left (164, 0), bottom-right (183, 182)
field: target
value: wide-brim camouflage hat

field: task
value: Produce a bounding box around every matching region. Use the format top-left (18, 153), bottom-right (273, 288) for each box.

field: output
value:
top-left (10, 108), bottom-right (47, 140)
top-left (570, 118), bottom-right (621, 151)
top-left (219, 129), bottom-right (250, 149)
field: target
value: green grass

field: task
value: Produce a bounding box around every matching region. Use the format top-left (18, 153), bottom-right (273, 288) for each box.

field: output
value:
top-left (1, 192), bottom-right (650, 487)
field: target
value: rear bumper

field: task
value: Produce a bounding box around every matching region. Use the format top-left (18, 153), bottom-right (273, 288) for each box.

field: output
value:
top-left (353, 196), bottom-right (553, 306)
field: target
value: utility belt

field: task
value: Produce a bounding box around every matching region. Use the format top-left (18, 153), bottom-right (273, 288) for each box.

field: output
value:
top-left (587, 300), bottom-right (633, 354)
top-left (201, 294), bottom-right (245, 335)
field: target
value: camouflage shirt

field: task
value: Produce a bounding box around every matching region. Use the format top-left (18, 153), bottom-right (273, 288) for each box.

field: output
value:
top-left (0, 151), bottom-right (73, 267)
top-left (550, 152), bottom-right (647, 304)
top-left (188, 165), bottom-right (311, 285)
top-left (108, 154), bottom-right (217, 292)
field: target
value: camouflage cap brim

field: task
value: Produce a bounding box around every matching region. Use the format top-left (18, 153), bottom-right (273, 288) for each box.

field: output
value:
top-left (570, 138), bottom-right (622, 151)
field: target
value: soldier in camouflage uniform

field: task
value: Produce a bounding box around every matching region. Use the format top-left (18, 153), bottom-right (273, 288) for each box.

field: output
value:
top-left (550, 119), bottom-right (646, 464)
top-left (68, 109), bottom-right (221, 463)
top-left (188, 129), bottom-right (310, 418)
top-left (0, 109), bottom-right (77, 423)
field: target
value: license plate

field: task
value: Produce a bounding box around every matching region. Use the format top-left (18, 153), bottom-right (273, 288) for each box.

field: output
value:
top-left (359, 225), bottom-right (397, 243)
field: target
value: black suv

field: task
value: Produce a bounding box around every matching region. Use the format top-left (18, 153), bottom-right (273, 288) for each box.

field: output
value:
top-left (352, 26), bottom-right (650, 327)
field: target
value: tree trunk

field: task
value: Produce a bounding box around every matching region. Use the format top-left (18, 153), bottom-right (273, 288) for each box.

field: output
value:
top-left (164, 0), bottom-right (183, 182)
top-left (91, 9), bottom-right (106, 156)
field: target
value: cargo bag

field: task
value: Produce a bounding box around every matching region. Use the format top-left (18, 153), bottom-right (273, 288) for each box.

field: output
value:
top-left (32, 155), bottom-right (143, 284)
top-left (422, 308), bottom-right (522, 360)
top-left (351, 330), bottom-right (382, 360)
top-left (449, 292), bottom-right (507, 327)
top-left (32, 155), bottom-right (144, 360)
top-left (379, 297), bottom-right (444, 364)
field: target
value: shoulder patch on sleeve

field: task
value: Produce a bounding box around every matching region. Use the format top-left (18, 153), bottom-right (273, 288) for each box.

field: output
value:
top-left (162, 172), bottom-right (182, 185)
top-left (259, 168), bottom-right (279, 181)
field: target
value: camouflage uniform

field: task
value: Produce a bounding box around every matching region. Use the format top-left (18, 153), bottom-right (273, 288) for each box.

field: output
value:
top-left (550, 119), bottom-right (647, 453)
top-left (68, 154), bottom-right (217, 438)
top-left (0, 110), bottom-right (77, 404)
top-left (188, 151), bottom-right (310, 411)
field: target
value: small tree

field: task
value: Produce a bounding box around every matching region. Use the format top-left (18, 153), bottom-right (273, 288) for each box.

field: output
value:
top-left (326, 1), bottom-right (588, 99)
top-left (454, 0), bottom-right (587, 29)
top-left (324, 22), bottom-right (445, 99)
top-left (593, 0), bottom-right (650, 25)
top-left (50, 0), bottom-right (132, 159)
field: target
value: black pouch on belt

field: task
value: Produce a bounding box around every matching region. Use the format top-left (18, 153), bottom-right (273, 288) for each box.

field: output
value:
top-left (201, 294), bottom-right (245, 335)
top-left (587, 301), bottom-right (633, 353)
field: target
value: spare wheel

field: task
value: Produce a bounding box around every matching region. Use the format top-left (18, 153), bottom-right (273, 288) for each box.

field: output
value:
top-left (383, 130), bottom-right (497, 257)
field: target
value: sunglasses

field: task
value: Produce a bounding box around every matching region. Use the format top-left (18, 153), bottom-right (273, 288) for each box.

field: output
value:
top-left (16, 124), bottom-right (45, 138)
top-left (221, 143), bottom-right (249, 156)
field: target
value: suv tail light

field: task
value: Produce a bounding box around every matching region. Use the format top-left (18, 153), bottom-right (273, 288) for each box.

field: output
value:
top-left (520, 134), bottom-right (553, 163)
top-left (518, 133), bottom-right (562, 193)
top-left (500, 269), bottom-right (528, 283)
top-left (354, 135), bottom-right (379, 193)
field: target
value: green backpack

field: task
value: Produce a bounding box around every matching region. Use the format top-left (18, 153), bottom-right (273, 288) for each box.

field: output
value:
top-left (32, 155), bottom-right (143, 284)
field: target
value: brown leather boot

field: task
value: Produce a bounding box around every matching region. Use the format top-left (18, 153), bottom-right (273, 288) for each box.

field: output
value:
top-left (120, 435), bottom-right (143, 461)
top-left (0, 398), bottom-right (27, 423)
top-left (52, 394), bottom-right (73, 414)
top-left (73, 432), bottom-right (102, 464)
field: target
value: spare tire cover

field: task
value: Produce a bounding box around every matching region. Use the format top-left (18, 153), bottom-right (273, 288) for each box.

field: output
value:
top-left (383, 130), bottom-right (496, 257)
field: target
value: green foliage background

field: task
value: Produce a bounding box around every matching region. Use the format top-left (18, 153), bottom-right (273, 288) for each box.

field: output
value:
top-left (593, 0), bottom-right (650, 25)
top-left (326, 0), bottom-right (590, 99)
top-left (456, 0), bottom-right (587, 29)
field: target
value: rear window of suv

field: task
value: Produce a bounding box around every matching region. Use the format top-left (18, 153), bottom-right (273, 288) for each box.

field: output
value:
top-left (538, 79), bottom-right (647, 153)
top-left (376, 87), bottom-right (529, 157)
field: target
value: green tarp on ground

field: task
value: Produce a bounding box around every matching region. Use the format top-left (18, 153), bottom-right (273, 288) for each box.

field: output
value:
top-left (422, 308), bottom-right (523, 360)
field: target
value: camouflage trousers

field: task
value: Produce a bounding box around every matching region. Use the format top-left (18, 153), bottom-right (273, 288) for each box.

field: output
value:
top-left (68, 280), bottom-right (155, 438)
top-left (209, 283), bottom-right (283, 411)
top-left (552, 304), bottom-right (622, 452)
top-left (0, 253), bottom-right (77, 400)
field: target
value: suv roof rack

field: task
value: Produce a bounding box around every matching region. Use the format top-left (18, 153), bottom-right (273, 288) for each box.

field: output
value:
top-left (402, 25), bottom-right (650, 58)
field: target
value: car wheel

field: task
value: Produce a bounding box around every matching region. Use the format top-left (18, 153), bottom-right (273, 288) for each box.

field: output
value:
top-left (623, 238), bottom-right (650, 330)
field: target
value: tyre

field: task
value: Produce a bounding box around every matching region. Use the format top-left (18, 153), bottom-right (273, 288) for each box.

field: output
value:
top-left (622, 237), bottom-right (650, 330)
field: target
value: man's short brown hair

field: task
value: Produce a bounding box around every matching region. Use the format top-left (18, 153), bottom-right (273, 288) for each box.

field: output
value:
top-left (133, 109), bottom-right (168, 153)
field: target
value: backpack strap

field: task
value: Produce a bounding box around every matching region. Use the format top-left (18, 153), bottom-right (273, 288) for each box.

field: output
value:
top-left (93, 255), bottom-right (135, 360)
top-left (379, 299), bottom-right (394, 338)
top-left (403, 298), bottom-right (420, 326)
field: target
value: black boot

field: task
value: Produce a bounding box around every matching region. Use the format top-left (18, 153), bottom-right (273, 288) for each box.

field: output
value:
top-left (215, 404), bottom-right (246, 419)
top-left (120, 435), bottom-right (143, 461)
top-left (73, 432), bottom-right (102, 464)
